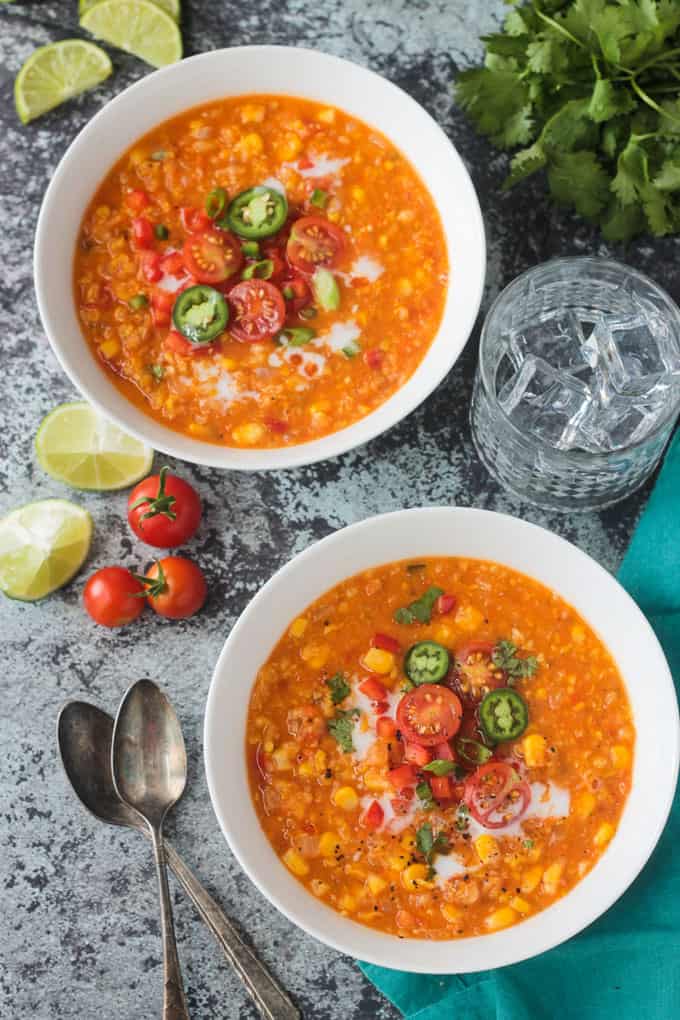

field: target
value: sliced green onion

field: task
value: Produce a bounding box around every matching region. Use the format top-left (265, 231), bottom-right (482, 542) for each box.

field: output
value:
top-left (241, 259), bottom-right (274, 281)
top-left (150, 364), bottom-right (164, 380)
top-left (241, 241), bottom-right (260, 258)
top-left (277, 327), bottom-right (316, 347)
top-left (150, 150), bottom-right (167, 161)
top-left (311, 188), bottom-right (329, 209)
top-left (342, 341), bottom-right (361, 358)
top-left (154, 224), bottom-right (169, 240)
top-left (456, 738), bottom-right (493, 766)
top-left (312, 268), bottom-right (341, 311)
top-left (299, 306), bottom-right (317, 319)
top-left (129, 294), bottom-right (148, 310)
top-left (206, 187), bottom-right (228, 219)
top-left (282, 285), bottom-right (295, 300)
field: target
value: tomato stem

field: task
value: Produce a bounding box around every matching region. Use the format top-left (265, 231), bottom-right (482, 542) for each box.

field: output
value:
top-left (132, 559), bottom-right (167, 599)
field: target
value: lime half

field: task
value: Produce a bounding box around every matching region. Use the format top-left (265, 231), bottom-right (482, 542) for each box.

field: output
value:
top-left (79, 0), bottom-right (181, 21)
top-left (80, 0), bottom-right (183, 68)
top-left (0, 500), bottom-right (93, 601)
top-left (36, 402), bottom-right (154, 491)
top-left (15, 39), bottom-right (112, 124)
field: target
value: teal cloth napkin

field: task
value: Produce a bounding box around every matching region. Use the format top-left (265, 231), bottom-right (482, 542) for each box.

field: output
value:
top-left (360, 430), bottom-right (680, 1020)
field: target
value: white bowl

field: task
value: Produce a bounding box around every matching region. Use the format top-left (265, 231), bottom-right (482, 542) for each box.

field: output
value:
top-left (205, 507), bottom-right (678, 973)
top-left (34, 46), bottom-right (485, 471)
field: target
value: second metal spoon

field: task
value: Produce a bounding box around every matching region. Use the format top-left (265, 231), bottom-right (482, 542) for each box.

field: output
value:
top-left (57, 700), bottom-right (299, 1020)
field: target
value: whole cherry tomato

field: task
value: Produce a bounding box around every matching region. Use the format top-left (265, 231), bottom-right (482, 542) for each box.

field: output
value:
top-left (127, 466), bottom-right (201, 548)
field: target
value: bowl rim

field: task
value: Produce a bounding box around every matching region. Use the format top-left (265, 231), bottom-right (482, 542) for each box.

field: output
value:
top-left (204, 506), bottom-right (679, 973)
top-left (33, 45), bottom-right (486, 471)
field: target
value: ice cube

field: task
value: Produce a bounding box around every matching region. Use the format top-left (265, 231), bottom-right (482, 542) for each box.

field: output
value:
top-left (592, 309), bottom-right (680, 398)
top-left (507, 311), bottom-right (598, 384)
top-left (574, 392), bottom-right (668, 452)
top-left (498, 354), bottom-right (594, 450)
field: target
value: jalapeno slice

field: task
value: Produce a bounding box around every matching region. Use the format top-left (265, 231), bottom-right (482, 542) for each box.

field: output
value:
top-left (172, 285), bottom-right (229, 344)
top-left (479, 688), bottom-right (529, 743)
top-left (225, 187), bottom-right (288, 240)
top-left (404, 641), bottom-right (450, 686)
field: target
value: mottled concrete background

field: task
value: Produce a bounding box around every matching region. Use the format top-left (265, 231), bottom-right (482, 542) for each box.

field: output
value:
top-left (0, 2), bottom-right (677, 1018)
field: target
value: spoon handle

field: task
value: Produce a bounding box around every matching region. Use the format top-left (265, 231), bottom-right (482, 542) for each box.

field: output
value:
top-left (164, 842), bottom-right (300, 1020)
top-left (151, 829), bottom-right (191, 1020)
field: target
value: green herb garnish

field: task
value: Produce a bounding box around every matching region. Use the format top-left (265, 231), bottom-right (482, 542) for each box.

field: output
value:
top-left (455, 0), bottom-right (680, 241)
top-left (326, 673), bottom-right (351, 705)
top-left (423, 759), bottom-right (458, 776)
top-left (241, 241), bottom-right (260, 258)
top-left (128, 293), bottom-right (148, 310)
top-left (523, 839), bottom-right (535, 850)
top-left (206, 187), bottom-right (228, 219)
top-left (150, 150), bottom-right (167, 161)
top-left (455, 803), bottom-right (470, 832)
top-left (277, 326), bottom-right (316, 347)
top-left (416, 781), bottom-right (435, 810)
top-left (154, 224), bottom-right (169, 240)
top-left (327, 708), bottom-right (360, 753)
top-left (311, 188), bottom-right (329, 208)
top-left (456, 737), bottom-right (493, 766)
top-left (415, 823), bottom-right (450, 867)
top-left (241, 259), bottom-right (274, 281)
top-left (394, 585), bottom-right (444, 625)
top-left (492, 639), bottom-right (539, 683)
top-left (150, 364), bottom-right (164, 381)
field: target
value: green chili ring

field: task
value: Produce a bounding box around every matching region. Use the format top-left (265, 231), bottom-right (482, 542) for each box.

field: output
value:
top-left (225, 187), bottom-right (288, 240)
top-left (404, 641), bottom-right (450, 686)
top-left (172, 285), bottom-right (229, 344)
top-left (479, 688), bottom-right (529, 743)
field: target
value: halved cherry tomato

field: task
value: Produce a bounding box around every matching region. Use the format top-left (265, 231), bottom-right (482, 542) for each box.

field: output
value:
top-left (151, 289), bottom-right (174, 327)
top-left (456, 641), bottom-right (505, 700)
top-left (160, 251), bottom-right (185, 277)
top-left (141, 251), bottom-right (163, 283)
top-left (404, 742), bottom-right (432, 767)
top-left (361, 799), bottom-right (384, 831)
top-left (131, 217), bottom-right (154, 250)
top-left (396, 685), bottom-right (463, 748)
top-left (430, 775), bottom-right (453, 800)
top-left (228, 279), bottom-right (286, 342)
top-left (127, 189), bottom-right (150, 213)
top-left (434, 740), bottom-right (455, 761)
top-left (183, 229), bottom-right (242, 285)
top-left (390, 788), bottom-right (414, 815)
top-left (388, 764), bottom-right (417, 791)
top-left (371, 633), bottom-right (401, 654)
top-left (436, 594), bottom-right (457, 616)
top-left (365, 348), bottom-right (384, 370)
top-left (128, 466), bottom-right (202, 547)
top-left (286, 215), bottom-right (345, 275)
top-left (143, 556), bottom-right (207, 620)
top-left (281, 275), bottom-right (312, 313)
top-left (83, 566), bottom-right (145, 628)
top-left (464, 762), bottom-right (531, 829)
top-left (359, 677), bottom-right (388, 702)
top-left (376, 716), bottom-right (397, 740)
top-left (180, 206), bottom-right (212, 232)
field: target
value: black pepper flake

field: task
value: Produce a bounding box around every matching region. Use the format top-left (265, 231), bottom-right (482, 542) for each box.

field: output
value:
top-left (324, 768), bottom-right (332, 779)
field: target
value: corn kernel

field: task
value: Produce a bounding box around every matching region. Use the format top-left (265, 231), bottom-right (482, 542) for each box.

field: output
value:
top-left (316, 107), bottom-right (336, 124)
top-left (263, 740), bottom-right (274, 753)
top-left (240, 103), bottom-right (265, 123)
top-left (367, 874), bottom-right (388, 896)
top-left (351, 185), bottom-right (366, 202)
top-left (610, 745), bottom-right (631, 769)
top-left (338, 893), bottom-right (357, 912)
top-left (485, 907), bottom-right (518, 931)
top-left (239, 131), bottom-right (264, 156)
top-left (400, 832), bottom-right (416, 852)
top-left (310, 879), bottom-right (329, 897)
top-left (364, 772), bottom-right (390, 792)
top-left (188, 423), bottom-right (212, 438)
top-left (522, 733), bottom-right (547, 768)
top-left (510, 896), bottom-right (531, 915)
top-left (345, 865), bottom-right (367, 880)
top-left (521, 865), bottom-right (543, 894)
top-left (397, 278), bottom-right (413, 297)
top-left (361, 647), bottom-right (394, 675)
top-left (571, 624), bottom-right (585, 643)
top-left (542, 858), bottom-right (565, 893)
top-left (433, 624), bottom-right (454, 644)
top-left (333, 786), bottom-right (359, 811)
top-left (272, 748), bottom-right (293, 771)
top-left (220, 356), bottom-right (237, 370)
top-left (594, 822), bottom-right (615, 847)
top-left (282, 849), bottom-right (309, 877)
top-left (441, 904), bottom-right (463, 925)
top-left (573, 791), bottom-right (597, 819)
top-left (319, 832), bottom-right (340, 857)
top-left (297, 759), bottom-right (314, 778)
top-left (455, 604), bottom-right (484, 631)
top-left (402, 864), bottom-right (433, 891)
top-left (300, 642), bottom-right (329, 670)
top-left (99, 339), bottom-right (121, 360)
top-left (474, 835), bottom-right (500, 865)
top-left (388, 855), bottom-right (409, 872)
top-left (314, 750), bottom-right (326, 773)
top-left (232, 422), bottom-right (265, 445)
top-left (289, 617), bottom-right (308, 639)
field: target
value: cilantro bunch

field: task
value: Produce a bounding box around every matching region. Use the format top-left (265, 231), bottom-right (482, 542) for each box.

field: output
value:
top-left (455, 0), bottom-right (680, 240)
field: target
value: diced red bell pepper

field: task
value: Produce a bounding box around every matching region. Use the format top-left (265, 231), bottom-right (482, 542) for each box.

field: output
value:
top-left (404, 742), bottom-right (432, 767)
top-left (373, 700), bottom-right (389, 715)
top-left (361, 799), bottom-right (384, 830)
top-left (365, 348), bottom-right (384, 370)
top-left (376, 716), bottom-right (397, 740)
top-left (165, 331), bottom-right (196, 356)
top-left (388, 764), bottom-right (417, 791)
top-left (264, 417), bottom-right (288, 434)
top-left (141, 251), bottom-right (163, 283)
top-left (151, 289), bottom-right (174, 327)
top-left (436, 594), bottom-right (458, 616)
top-left (180, 206), bottom-right (212, 232)
top-left (434, 740), bottom-right (455, 761)
top-left (430, 775), bottom-right (453, 800)
top-left (298, 156), bottom-right (314, 170)
top-left (371, 632), bottom-right (400, 654)
top-left (126, 189), bottom-right (150, 213)
top-left (359, 677), bottom-right (388, 702)
top-left (390, 794), bottom-right (413, 816)
top-left (160, 251), bottom-right (185, 277)
top-left (131, 217), bottom-right (154, 250)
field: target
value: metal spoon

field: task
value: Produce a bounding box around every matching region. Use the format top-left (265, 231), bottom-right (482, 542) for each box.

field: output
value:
top-left (57, 701), bottom-right (299, 1020)
top-left (111, 679), bottom-right (190, 1020)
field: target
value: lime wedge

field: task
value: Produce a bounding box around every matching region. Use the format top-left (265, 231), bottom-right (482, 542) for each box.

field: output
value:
top-left (14, 39), bottom-right (112, 125)
top-left (0, 500), bottom-right (93, 601)
top-left (36, 402), bottom-right (154, 491)
top-left (80, 0), bottom-right (181, 21)
top-left (80, 0), bottom-right (183, 68)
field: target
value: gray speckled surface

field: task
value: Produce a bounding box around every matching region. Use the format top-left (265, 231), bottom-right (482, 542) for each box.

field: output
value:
top-left (0, 2), bottom-right (677, 1018)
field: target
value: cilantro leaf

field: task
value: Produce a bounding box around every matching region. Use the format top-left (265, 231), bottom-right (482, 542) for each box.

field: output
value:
top-left (394, 586), bottom-right (444, 625)
top-left (492, 639), bottom-right (539, 683)
top-left (423, 759), bottom-right (458, 776)
top-left (611, 139), bottom-right (648, 205)
top-left (416, 781), bottom-right (435, 810)
top-left (503, 142), bottom-right (547, 189)
top-left (415, 823), bottom-right (449, 865)
top-left (455, 68), bottom-right (533, 149)
top-left (654, 159), bottom-right (680, 191)
top-left (327, 708), bottom-right (360, 753)
top-left (547, 150), bottom-right (611, 219)
top-left (326, 673), bottom-right (350, 705)
top-left (588, 80), bottom-right (636, 124)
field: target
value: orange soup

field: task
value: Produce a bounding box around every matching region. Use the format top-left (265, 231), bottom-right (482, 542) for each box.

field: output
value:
top-left (74, 95), bottom-right (448, 448)
top-left (246, 557), bottom-right (634, 939)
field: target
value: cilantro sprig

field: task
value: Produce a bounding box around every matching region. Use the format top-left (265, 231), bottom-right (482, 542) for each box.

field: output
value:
top-left (326, 673), bottom-right (351, 705)
top-left (327, 708), bottom-right (360, 753)
top-left (415, 823), bottom-right (450, 868)
top-left (416, 781), bottom-right (435, 810)
top-left (455, 0), bottom-right (680, 240)
top-left (492, 639), bottom-right (539, 684)
top-left (394, 585), bottom-right (444, 625)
